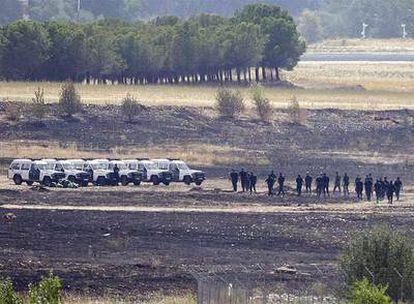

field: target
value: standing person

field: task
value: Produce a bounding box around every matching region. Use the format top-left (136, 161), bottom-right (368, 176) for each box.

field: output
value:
top-left (374, 179), bottom-right (381, 204)
top-left (113, 164), bottom-right (120, 185)
top-left (378, 178), bottom-right (385, 201)
top-left (249, 172), bottom-right (257, 194)
top-left (265, 171), bottom-right (276, 197)
top-left (364, 175), bottom-right (373, 201)
top-left (394, 177), bottom-right (402, 201)
top-left (355, 176), bottom-right (363, 200)
top-left (305, 172), bottom-right (313, 193)
top-left (387, 181), bottom-right (395, 204)
top-left (230, 170), bottom-right (239, 192)
top-left (239, 169), bottom-right (248, 192)
top-left (322, 173), bottom-right (330, 198)
top-left (343, 173), bottom-right (350, 196)
top-left (277, 173), bottom-right (286, 197)
top-left (316, 174), bottom-right (322, 198)
top-left (296, 174), bottom-right (304, 196)
top-left (333, 172), bottom-right (341, 194)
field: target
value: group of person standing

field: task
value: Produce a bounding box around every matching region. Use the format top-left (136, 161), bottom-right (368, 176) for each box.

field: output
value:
top-left (229, 169), bottom-right (404, 204)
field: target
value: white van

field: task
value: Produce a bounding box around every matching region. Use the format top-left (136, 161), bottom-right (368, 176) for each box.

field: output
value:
top-left (152, 159), bottom-right (205, 185)
top-left (108, 160), bottom-right (142, 186)
top-left (42, 159), bottom-right (90, 186)
top-left (124, 159), bottom-right (172, 185)
top-left (8, 159), bottom-right (65, 186)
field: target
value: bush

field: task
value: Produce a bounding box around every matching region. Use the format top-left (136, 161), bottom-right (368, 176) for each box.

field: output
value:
top-left (59, 82), bottom-right (82, 117)
top-left (287, 96), bottom-right (304, 124)
top-left (121, 94), bottom-right (143, 122)
top-left (31, 87), bottom-right (47, 120)
top-left (0, 277), bottom-right (22, 304)
top-left (4, 101), bottom-right (21, 122)
top-left (348, 279), bottom-right (391, 304)
top-left (215, 88), bottom-right (245, 119)
top-left (28, 273), bottom-right (62, 304)
top-left (341, 226), bottom-right (414, 302)
top-left (251, 84), bottom-right (273, 122)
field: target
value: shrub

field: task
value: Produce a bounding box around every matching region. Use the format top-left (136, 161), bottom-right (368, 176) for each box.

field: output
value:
top-left (287, 96), bottom-right (304, 124)
top-left (348, 279), bottom-right (391, 304)
top-left (0, 277), bottom-right (22, 304)
top-left (28, 273), bottom-right (62, 304)
top-left (251, 84), bottom-right (273, 122)
top-left (31, 87), bottom-right (47, 119)
top-left (215, 88), bottom-right (245, 119)
top-left (4, 101), bottom-right (21, 122)
top-left (121, 94), bottom-right (143, 122)
top-left (341, 226), bottom-right (414, 302)
top-left (59, 82), bottom-right (82, 117)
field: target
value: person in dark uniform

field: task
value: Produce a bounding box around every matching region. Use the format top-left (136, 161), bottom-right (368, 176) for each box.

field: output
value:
top-left (378, 178), bottom-right (385, 200)
top-left (296, 174), bottom-right (304, 196)
top-left (333, 172), bottom-right (341, 194)
top-left (322, 173), bottom-right (330, 198)
top-left (277, 173), bottom-right (286, 197)
top-left (239, 169), bottom-right (248, 192)
top-left (113, 164), bottom-right (120, 185)
top-left (265, 171), bottom-right (276, 196)
top-left (374, 179), bottom-right (381, 203)
top-left (305, 172), bottom-right (313, 193)
top-left (355, 176), bottom-right (363, 200)
top-left (387, 181), bottom-right (395, 204)
top-left (383, 177), bottom-right (390, 199)
top-left (316, 174), bottom-right (322, 198)
top-left (230, 170), bottom-right (239, 192)
top-left (364, 175), bottom-right (373, 201)
top-left (343, 173), bottom-right (350, 196)
top-left (394, 177), bottom-right (402, 201)
top-left (249, 172), bottom-right (257, 194)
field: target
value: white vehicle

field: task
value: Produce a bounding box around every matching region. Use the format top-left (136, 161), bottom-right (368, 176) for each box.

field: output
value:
top-left (67, 159), bottom-right (86, 171)
top-left (8, 159), bottom-right (65, 186)
top-left (83, 159), bottom-right (117, 186)
top-left (42, 159), bottom-right (90, 186)
top-left (108, 160), bottom-right (142, 186)
top-left (124, 159), bottom-right (172, 185)
top-left (152, 159), bottom-right (205, 186)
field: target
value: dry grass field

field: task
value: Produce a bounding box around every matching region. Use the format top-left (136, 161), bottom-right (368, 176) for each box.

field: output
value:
top-left (1, 59), bottom-right (414, 110)
top-left (308, 38), bottom-right (414, 53)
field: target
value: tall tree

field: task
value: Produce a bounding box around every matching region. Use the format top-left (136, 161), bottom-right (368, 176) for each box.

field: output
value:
top-left (1, 20), bottom-right (50, 80)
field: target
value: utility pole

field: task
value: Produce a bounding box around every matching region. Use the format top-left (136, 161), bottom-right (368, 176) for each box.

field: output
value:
top-left (77, 0), bottom-right (81, 22)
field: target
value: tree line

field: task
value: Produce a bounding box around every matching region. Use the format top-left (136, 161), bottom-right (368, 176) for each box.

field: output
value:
top-left (0, 4), bottom-right (305, 84)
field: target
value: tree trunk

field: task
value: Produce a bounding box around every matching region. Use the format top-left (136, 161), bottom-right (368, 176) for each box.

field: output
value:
top-left (262, 67), bottom-right (267, 81)
top-left (236, 69), bottom-right (241, 83)
top-left (275, 67), bottom-right (280, 81)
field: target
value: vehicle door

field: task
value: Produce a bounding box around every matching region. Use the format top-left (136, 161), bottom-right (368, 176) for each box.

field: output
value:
top-left (8, 162), bottom-right (20, 179)
top-left (28, 163), bottom-right (40, 181)
top-left (169, 163), bottom-right (180, 181)
top-left (56, 163), bottom-right (65, 175)
top-left (138, 163), bottom-right (148, 181)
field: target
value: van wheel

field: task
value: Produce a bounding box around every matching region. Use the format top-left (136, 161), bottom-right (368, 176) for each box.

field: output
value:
top-left (81, 181), bottom-right (89, 187)
top-left (68, 176), bottom-right (76, 183)
top-left (133, 181), bottom-right (141, 186)
top-left (163, 182), bottom-right (170, 186)
top-left (43, 176), bottom-right (52, 187)
top-left (121, 176), bottom-right (129, 186)
top-left (184, 176), bottom-right (192, 185)
top-left (13, 175), bottom-right (23, 185)
top-left (195, 181), bottom-right (203, 186)
top-left (26, 181), bottom-right (34, 186)
top-left (96, 177), bottom-right (106, 186)
top-left (151, 176), bottom-right (160, 185)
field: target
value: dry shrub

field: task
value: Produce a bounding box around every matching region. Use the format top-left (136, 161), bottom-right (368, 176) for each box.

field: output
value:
top-left (215, 88), bottom-right (245, 119)
top-left (287, 96), bottom-right (306, 124)
top-left (251, 83), bottom-right (273, 122)
top-left (5, 101), bottom-right (21, 122)
top-left (59, 82), bottom-right (82, 117)
top-left (31, 87), bottom-right (47, 119)
top-left (121, 94), bottom-right (143, 122)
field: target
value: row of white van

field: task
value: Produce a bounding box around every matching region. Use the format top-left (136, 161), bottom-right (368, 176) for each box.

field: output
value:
top-left (8, 158), bottom-right (205, 187)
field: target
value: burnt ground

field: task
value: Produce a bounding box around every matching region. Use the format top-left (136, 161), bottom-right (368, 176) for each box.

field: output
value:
top-left (0, 102), bottom-right (413, 182)
top-left (0, 102), bottom-right (413, 299)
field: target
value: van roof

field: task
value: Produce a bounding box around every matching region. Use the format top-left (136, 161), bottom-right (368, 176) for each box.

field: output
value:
top-left (12, 159), bottom-right (32, 162)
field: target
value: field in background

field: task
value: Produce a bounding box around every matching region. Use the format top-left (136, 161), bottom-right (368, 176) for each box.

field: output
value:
top-left (1, 60), bottom-right (413, 110)
top-left (308, 38), bottom-right (414, 53)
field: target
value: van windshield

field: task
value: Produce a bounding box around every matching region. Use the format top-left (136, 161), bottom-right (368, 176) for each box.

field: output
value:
top-left (109, 163), bottom-right (127, 170)
top-left (72, 162), bottom-right (84, 170)
top-left (144, 163), bottom-right (157, 170)
top-left (176, 162), bottom-right (190, 170)
top-left (35, 163), bottom-right (48, 171)
top-left (62, 163), bottom-right (76, 170)
top-left (91, 163), bottom-right (109, 170)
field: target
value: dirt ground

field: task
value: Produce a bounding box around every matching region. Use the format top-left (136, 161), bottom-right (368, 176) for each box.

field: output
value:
top-left (0, 103), bottom-right (413, 299)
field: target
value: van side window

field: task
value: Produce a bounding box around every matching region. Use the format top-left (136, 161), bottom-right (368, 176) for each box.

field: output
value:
top-left (11, 163), bottom-right (20, 170)
top-left (21, 163), bottom-right (30, 170)
top-left (56, 164), bottom-right (64, 171)
top-left (170, 164), bottom-right (178, 171)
